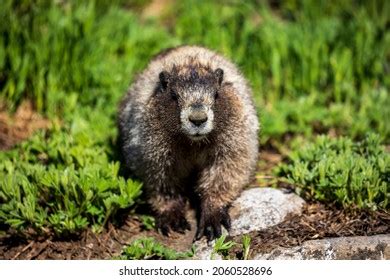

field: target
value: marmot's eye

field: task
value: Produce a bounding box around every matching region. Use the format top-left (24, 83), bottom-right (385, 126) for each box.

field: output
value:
top-left (215, 91), bottom-right (219, 99)
top-left (171, 90), bottom-right (178, 101)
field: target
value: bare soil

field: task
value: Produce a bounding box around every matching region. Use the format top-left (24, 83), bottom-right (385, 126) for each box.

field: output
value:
top-left (1, 198), bottom-right (389, 260)
top-left (0, 101), bottom-right (50, 150)
top-left (0, 211), bottom-right (198, 260)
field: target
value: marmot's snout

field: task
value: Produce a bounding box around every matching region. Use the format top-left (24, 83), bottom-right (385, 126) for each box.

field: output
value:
top-left (188, 105), bottom-right (208, 126)
top-left (181, 101), bottom-right (214, 141)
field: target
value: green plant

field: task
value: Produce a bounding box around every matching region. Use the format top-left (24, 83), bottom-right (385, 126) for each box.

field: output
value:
top-left (276, 134), bottom-right (390, 210)
top-left (0, 109), bottom-right (142, 236)
top-left (0, 0), bottom-right (177, 116)
top-left (0, 0), bottom-right (175, 237)
top-left (140, 215), bottom-right (155, 231)
top-left (211, 234), bottom-right (237, 260)
top-left (118, 237), bottom-right (194, 260)
top-left (242, 235), bottom-right (251, 260)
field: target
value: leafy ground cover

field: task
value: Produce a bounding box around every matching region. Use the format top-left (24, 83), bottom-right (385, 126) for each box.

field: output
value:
top-left (276, 134), bottom-right (390, 210)
top-left (117, 237), bottom-right (194, 260)
top-left (0, 0), bottom-right (389, 259)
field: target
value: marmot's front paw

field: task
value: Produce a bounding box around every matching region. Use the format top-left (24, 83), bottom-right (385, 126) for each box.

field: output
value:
top-left (156, 211), bottom-right (191, 236)
top-left (195, 206), bottom-right (231, 241)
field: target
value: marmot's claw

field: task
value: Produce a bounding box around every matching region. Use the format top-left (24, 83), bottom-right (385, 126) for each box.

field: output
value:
top-left (221, 207), bottom-right (231, 231)
top-left (205, 226), bottom-right (214, 241)
top-left (172, 217), bottom-right (191, 233)
top-left (195, 207), bottom-right (231, 241)
top-left (158, 224), bottom-right (170, 236)
top-left (195, 220), bottom-right (223, 242)
top-left (194, 226), bottom-right (204, 241)
top-left (156, 212), bottom-right (191, 236)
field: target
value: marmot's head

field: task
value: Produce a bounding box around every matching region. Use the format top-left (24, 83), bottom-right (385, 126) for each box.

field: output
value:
top-left (156, 65), bottom-right (225, 141)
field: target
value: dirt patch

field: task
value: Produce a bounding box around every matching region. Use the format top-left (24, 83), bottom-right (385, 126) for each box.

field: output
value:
top-left (0, 101), bottom-right (50, 150)
top-left (0, 210), bottom-right (198, 260)
top-left (0, 219), bottom-right (141, 260)
top-left (2, 200), bottom-right (390, 260)
top-left (142, 0), bottom-right (173, 18)
top-left (231, 203), bottom-right (390, 259)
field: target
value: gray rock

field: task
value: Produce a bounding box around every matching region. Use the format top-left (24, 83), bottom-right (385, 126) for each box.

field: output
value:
top-left (194, 187), bottom-right (305, 259)
top-left (229, 187), bottom-right (305, 236)
top-left (253, 234), bottom-right (390, 260)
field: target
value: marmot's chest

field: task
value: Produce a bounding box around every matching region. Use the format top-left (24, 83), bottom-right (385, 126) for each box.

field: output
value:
top-left (173, 145), bottom-right (212, 177)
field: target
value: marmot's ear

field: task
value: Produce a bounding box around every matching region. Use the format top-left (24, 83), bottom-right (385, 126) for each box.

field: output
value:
top-left (159, 71), bottom-right (170, 90)
top-left (214, 68), bottom-right (224, 86)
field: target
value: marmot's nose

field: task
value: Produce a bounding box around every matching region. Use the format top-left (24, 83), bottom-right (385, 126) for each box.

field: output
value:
top-left (189, 111), bottom-right (208, 126)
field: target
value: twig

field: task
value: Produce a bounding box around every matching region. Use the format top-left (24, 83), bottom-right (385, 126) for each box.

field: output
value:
top-left (26, 240), bottom-right (49, 260)
top-left (11, 241), bottom-right (34, 260)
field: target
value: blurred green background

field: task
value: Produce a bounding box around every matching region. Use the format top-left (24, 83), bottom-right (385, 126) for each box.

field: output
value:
top-left (0, 0), bottom-right (389, 237)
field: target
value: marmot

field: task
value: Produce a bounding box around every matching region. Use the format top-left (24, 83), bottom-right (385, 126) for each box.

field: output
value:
top-left (118, 45), bottom-right (259, 241)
